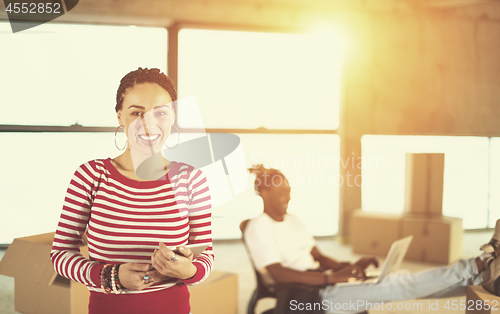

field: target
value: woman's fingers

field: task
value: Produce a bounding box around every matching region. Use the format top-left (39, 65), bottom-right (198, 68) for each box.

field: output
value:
top-left (152, 251), bottom-right (166, 273)
top-left (156, 243), bottom-right (193, 261)
top-left (152, 245), bottom-right (177, 275)
top-left (119, 262), bottom-right (154, 290)
top-left (147, 269), bottom-right (163, 282)
top-left (177, 246), bottom-right (194, 261)
top-left (124, 262), bottom-right (151, 272)
top-left (119, 260), bottom-right (178, 291)
top-left (157, 242), bottom-right (177, 262)
top-left (151, 243), bottom-right (197, 279)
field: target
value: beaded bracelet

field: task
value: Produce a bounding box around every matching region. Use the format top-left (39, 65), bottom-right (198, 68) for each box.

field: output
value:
top-left (108, 264), bottom-right (125, 294)
top-left (110, 265), bottom-right (118, 294)
top-left (114, 264), bottom-right (123, 291)
top-left (100, 264), bottom-right (113, 294)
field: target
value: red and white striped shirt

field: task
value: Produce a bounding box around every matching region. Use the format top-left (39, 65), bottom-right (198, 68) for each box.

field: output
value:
top-left (51, 158), bottom-right (213, 296)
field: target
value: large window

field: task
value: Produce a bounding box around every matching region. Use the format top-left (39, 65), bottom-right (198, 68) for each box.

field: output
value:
top-left (1, 25), bottom-right (345, 243)
top-left (178, 29), bottom-right (344, 238)
top-left (0, 23), bottom-right (167, 126)
top-left (361, 135), bottom-right (493, 229)
top-left (0, 22), bottom-right (168, 244)
top-left (210, 134), bottom-right (340, 238)
top-left (178, 29), bottom-right (343, 130)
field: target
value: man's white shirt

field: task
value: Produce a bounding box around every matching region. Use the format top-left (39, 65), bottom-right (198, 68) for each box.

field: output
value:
top-left (244, 212), bottom-right (320, 282)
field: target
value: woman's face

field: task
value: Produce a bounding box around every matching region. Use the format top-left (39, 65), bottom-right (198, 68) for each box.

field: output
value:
top-left (117, 82), bottom-right (175, 155)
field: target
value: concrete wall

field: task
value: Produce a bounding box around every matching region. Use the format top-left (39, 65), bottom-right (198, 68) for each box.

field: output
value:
top-left (339, 2), bottom-right (500, 238)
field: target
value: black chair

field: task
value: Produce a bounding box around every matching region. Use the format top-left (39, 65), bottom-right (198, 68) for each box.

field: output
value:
top-left (240, 220), bottom-right (325, 314)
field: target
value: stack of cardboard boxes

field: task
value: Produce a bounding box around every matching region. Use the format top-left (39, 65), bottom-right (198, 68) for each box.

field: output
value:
top-left (351, 153), bottom-right (463, 264)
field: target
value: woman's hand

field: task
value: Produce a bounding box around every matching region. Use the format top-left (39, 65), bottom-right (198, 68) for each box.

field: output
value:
top-left (327, 265), bottom-right (366, 284)
top-left (354, 256), bottom-right (379, 270)
top-left (118, 262), bottom-right (163, 291)
top-left (151, 242), bottom-right (197, 280)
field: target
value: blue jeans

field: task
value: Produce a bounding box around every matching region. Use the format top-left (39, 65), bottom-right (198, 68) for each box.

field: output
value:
top-left (320, 258), bottom-right (483, 313)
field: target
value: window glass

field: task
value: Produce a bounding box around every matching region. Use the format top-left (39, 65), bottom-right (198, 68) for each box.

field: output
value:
top-left (0, 22), bottom-right (167, 127)
top-left (212, 134), bottom-right (340, 239)
top-left (361, 135), bottom-right (489, 229)
top-left (0, 133), bottom-right (118, 244)
top-left (178, 29), bottom-right (342, 130)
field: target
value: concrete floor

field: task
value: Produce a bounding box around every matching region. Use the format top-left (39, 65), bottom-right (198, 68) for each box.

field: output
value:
top-left (0, 230), bottom-right (493, 314)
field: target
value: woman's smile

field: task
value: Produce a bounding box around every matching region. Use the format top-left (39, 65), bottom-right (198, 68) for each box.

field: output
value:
top-left (118, 82), bottom-right (175, 154)
top-left (137, 132), bottom-right (162, 146)
top-left (131, 116), bottom-right (167, 149)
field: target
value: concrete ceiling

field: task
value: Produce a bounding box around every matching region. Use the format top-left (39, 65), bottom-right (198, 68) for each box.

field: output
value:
top-left (0, 0), bottom-right (499, 30)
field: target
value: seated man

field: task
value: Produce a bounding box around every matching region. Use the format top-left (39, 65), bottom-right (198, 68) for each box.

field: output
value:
top-left (244, 164), bottom-right (500, 313)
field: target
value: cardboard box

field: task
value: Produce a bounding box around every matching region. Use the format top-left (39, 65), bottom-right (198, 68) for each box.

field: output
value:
top-left (402, 216), bottom-right (462, 264)
top-left (189, 270), bottom-right (238, 314)
top-left (0, 232), bottom-right (90, 314)
top-left (0, 232), bottom-right (238, 314)
top-left (351, 210), bottom-right (403, 256)
top-left (466, 285), bottom-right (500, 314)
top-left (404, 153), bottom-right (445, 217)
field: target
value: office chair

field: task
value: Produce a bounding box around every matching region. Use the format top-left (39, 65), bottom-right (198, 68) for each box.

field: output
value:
top-left (240, 219), bottom-right (325, 314)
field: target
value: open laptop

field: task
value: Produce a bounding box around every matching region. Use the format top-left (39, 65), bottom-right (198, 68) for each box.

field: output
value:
top-left (336, 235), bottom-right (413, 286)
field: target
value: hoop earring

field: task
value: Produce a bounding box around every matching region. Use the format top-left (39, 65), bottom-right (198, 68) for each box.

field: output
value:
top-left (114, 126), bottom-right (128, 150)
top-left (164, 125), bottom-right (180, 149)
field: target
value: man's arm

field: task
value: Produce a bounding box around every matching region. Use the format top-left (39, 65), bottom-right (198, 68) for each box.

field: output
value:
top-left (310, 247), bottom-right (379, 271)
top-left (266, 263), bottom-right (365, 286)
top-left (310, 247), bottom-right (351, 271)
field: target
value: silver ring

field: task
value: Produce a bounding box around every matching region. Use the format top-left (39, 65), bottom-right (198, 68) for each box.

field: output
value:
top-left (143, 273), bottom-right (153, 284)
top-left (170, 254), bottom-right (178, 262)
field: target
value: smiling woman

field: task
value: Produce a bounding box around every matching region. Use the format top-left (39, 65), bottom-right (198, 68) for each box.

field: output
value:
top-left (113, 68), bottom-right (177, 180)
top-left (50, 68), bottom-right (213, 314)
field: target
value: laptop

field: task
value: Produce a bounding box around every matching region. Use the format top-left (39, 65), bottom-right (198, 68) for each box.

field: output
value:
top-left (335, 235), bottom-right (413, 286)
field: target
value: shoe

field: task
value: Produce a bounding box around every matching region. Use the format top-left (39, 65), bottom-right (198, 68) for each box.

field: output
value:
top-left (480, 252), bottom-right (495, 267)
top-left (480, 219), bottom-right (500, 257)
top-left (482, 254), bottom-right (500, 295)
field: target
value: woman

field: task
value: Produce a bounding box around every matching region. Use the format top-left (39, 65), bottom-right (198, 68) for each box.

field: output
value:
top-left (51, 68), bottom-right (213, 314)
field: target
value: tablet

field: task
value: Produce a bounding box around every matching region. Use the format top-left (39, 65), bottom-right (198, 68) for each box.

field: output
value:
top-left (169, 243), bottom-right (210, 259)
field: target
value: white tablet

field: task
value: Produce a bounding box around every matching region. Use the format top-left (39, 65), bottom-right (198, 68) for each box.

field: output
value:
top-left (169, 243), bottom-right (210, 259)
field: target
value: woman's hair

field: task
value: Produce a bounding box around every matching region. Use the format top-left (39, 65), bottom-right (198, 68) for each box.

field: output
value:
top-left (248, 164), bottom-right (288, 196)
top-left (115, 67), bottom-right (177, 113)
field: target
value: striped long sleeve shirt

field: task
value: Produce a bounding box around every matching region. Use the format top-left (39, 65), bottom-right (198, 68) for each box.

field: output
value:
top-left (50, 158), bottom-right (213, 295)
